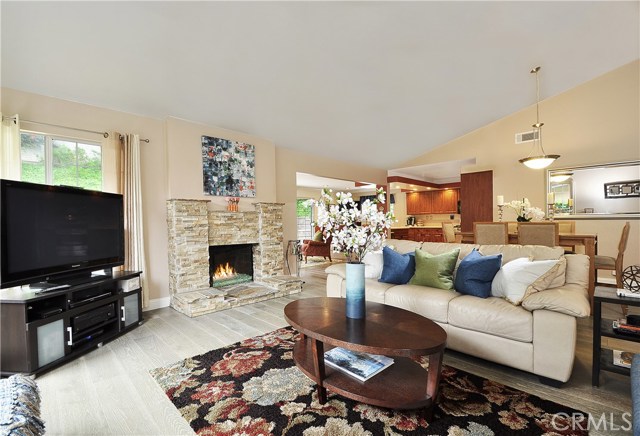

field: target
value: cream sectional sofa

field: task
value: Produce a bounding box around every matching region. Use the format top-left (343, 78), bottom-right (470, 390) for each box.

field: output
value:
top-left (325, 239), bottom-right (591, 384)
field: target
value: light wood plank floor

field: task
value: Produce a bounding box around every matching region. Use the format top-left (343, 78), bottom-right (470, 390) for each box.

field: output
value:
top-left (36, 264), bottom-right (633, 435)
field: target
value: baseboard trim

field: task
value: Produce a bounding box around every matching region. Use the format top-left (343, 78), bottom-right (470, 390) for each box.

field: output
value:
top-left (144, 296), bottom-right (170, 312)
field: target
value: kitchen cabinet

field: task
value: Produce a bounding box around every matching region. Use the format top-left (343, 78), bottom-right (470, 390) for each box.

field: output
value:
top-left (390, 228), bottom-right (444, 242)
top-left (460, 171), bottom-right (493, 232)
top-left (406, 189), bottom-right (459, 215)
top-left (391, 229), bottom-right (410, 240)
top-left (406, 192), bottom-right (432, 215)
top-left (432, 189), bottom-right (459, 213)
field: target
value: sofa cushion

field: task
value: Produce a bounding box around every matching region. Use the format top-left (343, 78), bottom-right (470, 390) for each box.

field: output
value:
top-left (383, 238), bottom-right (422, 254)
top-left (364, 279), bottom-right (395, 304)
top-left (313, 230), bottom-right (324, 242)
top-left (478, 245), bottom-right (564, 263)
top-left (454, 249), bottom-right (502, 298)
top-left (363, 251), bottom-right (384, 279)
top-left (522, 284), bottom-right (590, 317)
top-left (384, 284), bottom-right (459, 323)
top-left (448, 295), bottom-right (533, 342)
top-left (409, 248), bottom-right (460, 290)
top-left (379, 246), bottom-right (415, 285)
top-left (419, 242), bottom-right (478, 259)
top-left (491, 257), bottom-right (563, 305)
top-left (564, 254), bottom-right (590, 287)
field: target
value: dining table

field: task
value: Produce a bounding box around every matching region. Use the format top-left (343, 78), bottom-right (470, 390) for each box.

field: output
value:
top-left (457, 231), bottom-right (598, 312)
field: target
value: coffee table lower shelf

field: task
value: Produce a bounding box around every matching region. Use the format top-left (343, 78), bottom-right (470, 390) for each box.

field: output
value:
top-left (293, 336), bottom-right (433, 410)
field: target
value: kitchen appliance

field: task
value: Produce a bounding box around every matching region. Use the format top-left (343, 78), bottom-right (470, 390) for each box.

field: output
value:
top-left (406, 217), bottom-right (416, 226)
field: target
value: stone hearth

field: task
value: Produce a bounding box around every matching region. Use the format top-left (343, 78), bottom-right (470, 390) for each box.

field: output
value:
top-left (167, 200), bottom-right (302, 317)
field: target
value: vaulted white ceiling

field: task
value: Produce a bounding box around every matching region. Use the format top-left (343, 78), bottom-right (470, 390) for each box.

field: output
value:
top-left (2, 1), bottom-right (638, 169)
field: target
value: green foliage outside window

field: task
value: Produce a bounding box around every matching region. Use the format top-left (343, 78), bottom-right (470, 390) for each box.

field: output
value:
top-left (20, 132), bottom-right (102, 190)
top-left (296, 199), bottom-right (312, 217)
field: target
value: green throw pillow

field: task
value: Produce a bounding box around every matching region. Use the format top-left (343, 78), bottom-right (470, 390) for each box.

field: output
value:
top-left (409, 248), bottom-right (460, 290)
top-left (313, 231), bottom-right (324, 242)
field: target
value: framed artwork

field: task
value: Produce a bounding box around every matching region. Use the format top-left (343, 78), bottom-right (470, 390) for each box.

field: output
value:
top-left (202, 136), bottom-right (256, 197)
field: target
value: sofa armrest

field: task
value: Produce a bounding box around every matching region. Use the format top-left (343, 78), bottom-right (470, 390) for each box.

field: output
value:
top-left (326, 264), bottom-right (346, 298)
top-left (522, 284), bottom-right (590, 317)
top-left (325, 263), bottom-right (346, 279)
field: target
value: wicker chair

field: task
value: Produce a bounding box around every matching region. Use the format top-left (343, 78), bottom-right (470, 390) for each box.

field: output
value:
top-left (517, 222), bottom-right (560, 247)
top-left (473, 222), bottom-right (509, 245)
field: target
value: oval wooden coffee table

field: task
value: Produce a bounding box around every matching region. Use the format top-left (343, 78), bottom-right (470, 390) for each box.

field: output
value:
top-left (284, 297), bottom-right (447, 420)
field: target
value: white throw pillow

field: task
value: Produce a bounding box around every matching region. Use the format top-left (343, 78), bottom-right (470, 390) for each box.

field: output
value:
top-left (491, 257), bottom-right (561, 305)
top-left (363, 251), bottom-right (384, 279)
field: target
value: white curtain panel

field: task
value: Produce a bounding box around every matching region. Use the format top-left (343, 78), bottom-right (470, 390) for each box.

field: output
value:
top-left (0, 113), bottom-right (21, 180)
top-left (120, 133), bottom-right (149, 308)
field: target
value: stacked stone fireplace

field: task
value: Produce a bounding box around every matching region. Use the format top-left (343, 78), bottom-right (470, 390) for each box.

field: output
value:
top-left (167, 200), bottom-right (302, 317)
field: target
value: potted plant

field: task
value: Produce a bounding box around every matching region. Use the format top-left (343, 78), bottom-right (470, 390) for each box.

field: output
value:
top-left (309, 187), bottom-right (394, 318)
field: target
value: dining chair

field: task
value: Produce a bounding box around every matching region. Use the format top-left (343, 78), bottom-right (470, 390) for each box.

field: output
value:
top-left (517, 222), bottom-right (560, 247)
top-left (441, 222), bottom-right (457, 243)
top-left (473, 222), bottom-right (509, 245)
top-left (558, 220), bottom-right (576, 234)
top-left (595, 222), bottom-right (631, 315)
top-left (558, 220), bottom-right (576, 252)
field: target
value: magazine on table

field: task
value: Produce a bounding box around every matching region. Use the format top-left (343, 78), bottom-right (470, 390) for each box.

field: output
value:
top-left (324, 347), bottom-right (394, 382)
top-left (612, 350), bottom-right (633, 368)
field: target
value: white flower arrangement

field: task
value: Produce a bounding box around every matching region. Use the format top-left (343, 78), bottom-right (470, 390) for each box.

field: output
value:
top-left (506, 198), bottom-right (546, 222)
top-left (308, 187), bottom-right (394, 263)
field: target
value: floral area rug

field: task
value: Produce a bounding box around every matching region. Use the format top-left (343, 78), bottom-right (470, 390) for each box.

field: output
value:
top-left (150, 327), bottom-right (588, 435)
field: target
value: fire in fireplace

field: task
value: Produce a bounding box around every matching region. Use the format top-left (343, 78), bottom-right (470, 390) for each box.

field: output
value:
top-left (209, 244), bottom-right (254, 287)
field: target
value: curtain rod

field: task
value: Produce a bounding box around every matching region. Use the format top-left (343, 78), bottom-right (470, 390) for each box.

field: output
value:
top-left (119, 134), bottom-right (150, 143)
top-left (3, 116), bottom-right (110, 138)
top-left (3, 116), bottom-right (150, 143)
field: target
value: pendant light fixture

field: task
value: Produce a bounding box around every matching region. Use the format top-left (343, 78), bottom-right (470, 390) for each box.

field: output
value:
top-left (519, 66), bottom-right (560, 169)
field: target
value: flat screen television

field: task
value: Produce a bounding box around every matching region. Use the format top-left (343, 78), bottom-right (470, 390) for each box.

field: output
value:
top-left (1, 179), bottom-right (125, 289)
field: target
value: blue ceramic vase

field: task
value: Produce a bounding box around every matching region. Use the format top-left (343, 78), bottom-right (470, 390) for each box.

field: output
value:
top-left (345, 262), bottom-right (366, 319)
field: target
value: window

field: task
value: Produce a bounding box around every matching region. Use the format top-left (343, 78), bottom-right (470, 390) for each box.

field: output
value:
top-left (296, 199), bottom-right (313, 240)
top-left (20, 132), bottom-right (102, 190)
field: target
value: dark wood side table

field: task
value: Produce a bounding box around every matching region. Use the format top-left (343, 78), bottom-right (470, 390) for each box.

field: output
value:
top-left (284, 297), bottom-right (447, 420)
top-left (592, 286), bottom-right (640, 386)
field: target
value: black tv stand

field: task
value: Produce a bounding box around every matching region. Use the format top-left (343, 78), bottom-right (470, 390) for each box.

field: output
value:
top-left (1, 271), bottom-right (143, 376)
top-left (28, 282), bottom-right (69, 291)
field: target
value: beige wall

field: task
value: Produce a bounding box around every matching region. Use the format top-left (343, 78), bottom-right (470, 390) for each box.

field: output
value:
top-left (2, 88), bottom-right (170, 304)
top-left (276, 147), bottom-right (388, 245)
top-left (399, 60), bottom-right (640, 275)
top-left (165, 117), bottom-right (277, 209)
top-left (2, 88), bottom-right (386, 305)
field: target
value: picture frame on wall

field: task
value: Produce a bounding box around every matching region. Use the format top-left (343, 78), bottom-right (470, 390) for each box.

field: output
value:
top-left (202, 135), bottom-right (256, 197)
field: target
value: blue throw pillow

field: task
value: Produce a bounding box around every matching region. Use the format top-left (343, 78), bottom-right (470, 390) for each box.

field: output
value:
top-left (454, 249), bottom-right (502, 298)
top-left (379, 246), bottom-right (416, 285)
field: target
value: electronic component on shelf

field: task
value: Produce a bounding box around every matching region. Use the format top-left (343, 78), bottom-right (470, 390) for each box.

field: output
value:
top-left (118, 277), bottom-right (141, 292)
top-left (613, 319), bottom-right (640, 336)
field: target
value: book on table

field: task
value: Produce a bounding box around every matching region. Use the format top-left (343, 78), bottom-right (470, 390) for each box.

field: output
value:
top-left (323, 347), bottom-right (394, 382)
top-left (612, 350), bottom-right (633, 368)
